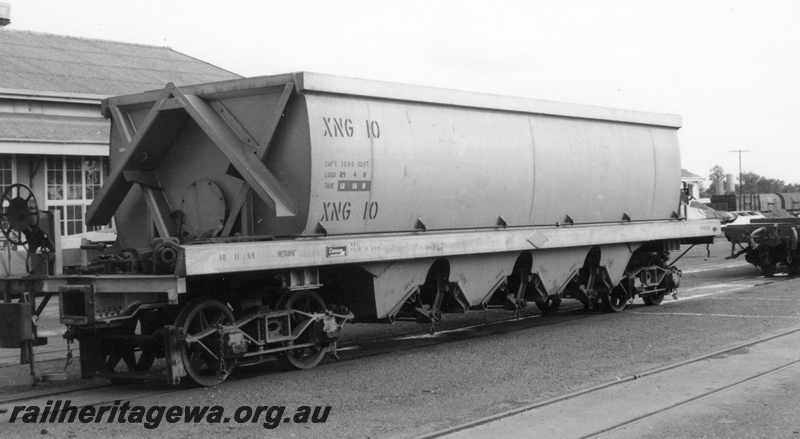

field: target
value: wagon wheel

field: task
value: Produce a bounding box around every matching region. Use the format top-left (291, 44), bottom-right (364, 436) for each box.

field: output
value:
top-left (602, 285), bottom-right (629, 313)
top-left (602, 280), bottom-right (631, 313)
top-left (278, 290), bottom-right (328, 370)
top-left (96, 314), bottom-right (158, 382)
top-left (642, 255), bottom-right (669, 306)
top-left (641, 291), bottom-right (665, 306)
top-left (641, 275), bottom-right (668, 306)
top-left (535, 297), bottom-right (561, 315)
top-left (0, 183), bottom-right (39, 245)
top-left (175, 299), bottom-right (236, 387)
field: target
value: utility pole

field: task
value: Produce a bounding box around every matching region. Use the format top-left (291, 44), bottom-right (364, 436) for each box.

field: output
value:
top-left (730, 149), bottom-right (749, 210)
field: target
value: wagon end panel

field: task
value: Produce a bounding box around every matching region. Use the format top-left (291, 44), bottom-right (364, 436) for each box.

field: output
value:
top-left (91, 79), bottom-right (313, 247)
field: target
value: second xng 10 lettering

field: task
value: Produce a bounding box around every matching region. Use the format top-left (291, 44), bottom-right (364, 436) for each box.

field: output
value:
top-left (321, 201), bottom-right (379, 222)
top-left (322, 118), bottom-right (381, 139)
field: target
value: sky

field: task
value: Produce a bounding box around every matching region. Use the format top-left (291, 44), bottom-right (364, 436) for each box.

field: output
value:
top-left (6, 0), bottom-right (800, 186)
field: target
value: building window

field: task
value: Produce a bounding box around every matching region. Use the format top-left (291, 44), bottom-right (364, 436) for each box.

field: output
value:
top-left (45, 156), bottom-right (104, 236)
top-left (0, 155), bottom-right (16, 249)
top-left (0, 154), bottom-right (15, 197)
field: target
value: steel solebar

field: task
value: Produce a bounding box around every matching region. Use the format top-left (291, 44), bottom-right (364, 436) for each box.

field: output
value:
top-left (179, 219), bottom-right (720, 276)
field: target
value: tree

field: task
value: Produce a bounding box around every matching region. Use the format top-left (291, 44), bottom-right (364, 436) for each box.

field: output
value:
top-left (738, 171), bottom-right (786, 194)
top-left (702, 165), bottom-right (727, 197)
top-left (708, 165), bottom-right (726, 184)
top-left (758, 176), bottom-right (786, 193)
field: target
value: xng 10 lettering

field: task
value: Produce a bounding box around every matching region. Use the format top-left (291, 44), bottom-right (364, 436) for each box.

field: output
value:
top-left (321, 201), bottom-right (380, 222)
top-left (322, 117), bottom-right (381, 139)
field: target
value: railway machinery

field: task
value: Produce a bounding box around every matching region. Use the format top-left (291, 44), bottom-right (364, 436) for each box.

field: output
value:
top-left (723, 218), bottom-right (800, 276)
top-left (0, 73), bottom-right (718, 386)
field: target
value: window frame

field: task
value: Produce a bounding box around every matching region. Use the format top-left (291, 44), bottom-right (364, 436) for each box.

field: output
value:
top-left (0, 154), bottom-right (16, 198)
top-left (45, 155), bottom-right (105, 236)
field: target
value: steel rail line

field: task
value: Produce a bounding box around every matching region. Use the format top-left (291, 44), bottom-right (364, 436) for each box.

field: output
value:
top-left (415, 318), bottom-right (800, 439)
top-left (0, 347), bottom-right (74, 365)
top-left (582, 355), bottom-right (800, 438)
top-left (0, 382), bottom-right (112, 406)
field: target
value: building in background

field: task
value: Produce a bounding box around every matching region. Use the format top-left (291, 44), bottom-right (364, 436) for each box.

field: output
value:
top-left (681, 169), bottom-right (704, 200)
top-left (0, 18), bottom-right (240, 239)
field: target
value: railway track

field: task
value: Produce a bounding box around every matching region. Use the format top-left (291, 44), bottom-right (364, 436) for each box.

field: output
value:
top-left (588, 354), bottom-right (800, 438)
top-left (0, 346), bottom-right (72, 367)
top-left (416, 282), bottom-right (800, 438)
top-left (421, 325), bottom-right (800, 439)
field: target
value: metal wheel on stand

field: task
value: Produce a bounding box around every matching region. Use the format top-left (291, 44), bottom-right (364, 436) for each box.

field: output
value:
top-left (0, 183), bottom-right (39, 245)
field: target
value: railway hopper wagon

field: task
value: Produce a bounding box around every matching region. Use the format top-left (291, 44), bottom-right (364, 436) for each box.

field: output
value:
top-left (0, 73), bottom-right (718, 386)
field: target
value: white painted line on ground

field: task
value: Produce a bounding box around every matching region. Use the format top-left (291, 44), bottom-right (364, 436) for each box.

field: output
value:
top-left (682, 262), bottom-right (750, 274)
top-left (674, 290), bottom-right (753, 303)
top-left (689, 283), bottom-right (757, 291)
top-left (679, 285), bottom-right (755, 296)
top-left (704, 297), bottom-right (800, 301)
top-left (36, 330), bottom-right (65, 337)
top-left (628, 311), bottom-right (800, 319)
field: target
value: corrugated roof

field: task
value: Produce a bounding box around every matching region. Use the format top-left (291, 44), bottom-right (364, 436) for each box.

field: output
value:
top-left (0, 30), bottom-right (241, 96)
